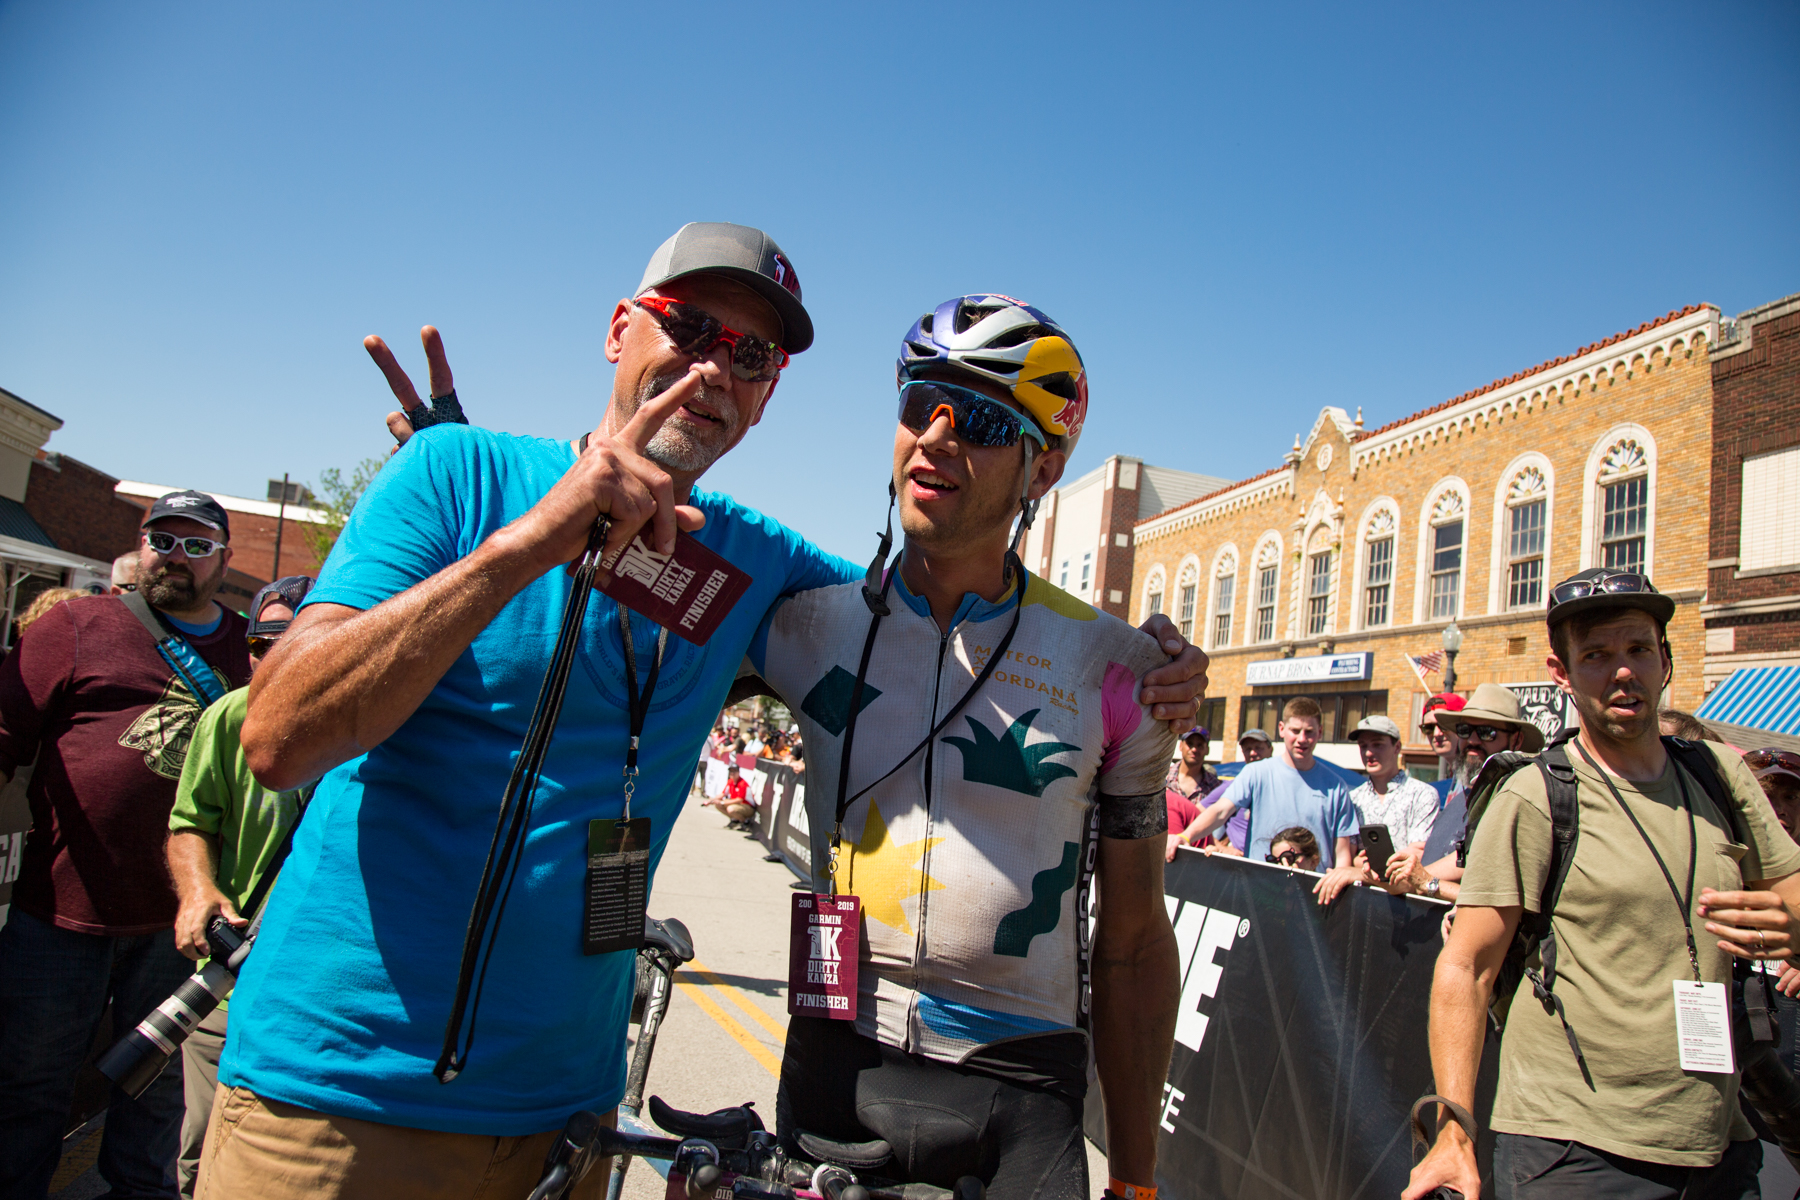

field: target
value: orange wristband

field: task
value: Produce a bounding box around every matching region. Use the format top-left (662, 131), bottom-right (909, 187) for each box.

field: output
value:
top-left (1109, 1180), bottom-right (1156, 1200)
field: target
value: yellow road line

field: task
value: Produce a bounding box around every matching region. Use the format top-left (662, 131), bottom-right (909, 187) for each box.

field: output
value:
top-left (674, 977), bottom-right (783, 1078)
top-left (686, 956), bottom-right (789, 1044)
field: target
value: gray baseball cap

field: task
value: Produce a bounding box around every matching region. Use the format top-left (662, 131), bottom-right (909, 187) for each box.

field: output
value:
top-left (637, 222), bottom-right (813, 354)
top-left (1352, 715), bottom-right (1403, 742)
top-left (1238, 728), bottom-right (1272, 745)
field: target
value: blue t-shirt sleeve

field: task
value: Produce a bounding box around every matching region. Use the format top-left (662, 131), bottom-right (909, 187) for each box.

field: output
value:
top-left (780, 534), bottom-right (858, 596)
top-left (1328, 785), bottom-right (1360, 839)
top-left (303, 427), bottom-right (473, 612)
top-left (1223, 769), bottom-right (1252, 811)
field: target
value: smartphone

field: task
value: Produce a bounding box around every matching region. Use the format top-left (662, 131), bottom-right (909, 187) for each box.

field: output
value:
top-left (1360, 823), bottom-right (1397, 874)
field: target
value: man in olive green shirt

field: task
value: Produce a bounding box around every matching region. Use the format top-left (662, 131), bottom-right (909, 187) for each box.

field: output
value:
top-left (166, 577), bottom-right (312, 1198)
top-left (1406, 568), bottom-right (1800, 1200)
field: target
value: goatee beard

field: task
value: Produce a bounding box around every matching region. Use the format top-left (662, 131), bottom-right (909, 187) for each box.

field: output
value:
top-left (143, 565), bottom-right (200, 611)
top-left (639, 372), bottom-right (739, 474)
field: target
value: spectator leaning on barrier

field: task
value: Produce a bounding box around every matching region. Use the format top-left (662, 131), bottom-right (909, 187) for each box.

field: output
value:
top-left (1406, 567), bottom-right (1800, 1200)
top-left (1266, 826), bottom-right (1322, 871)
top-left (216, 228), bottom-right (1211, 1199)
top-left (1347, 714), bottom-right (1439, 851)
top-left (1187, 697), bottom-right (1358, 896)
top-left (164, 576), bottom-right (314, 1199)
top-left (0, 490), bottom-right (252, 1200)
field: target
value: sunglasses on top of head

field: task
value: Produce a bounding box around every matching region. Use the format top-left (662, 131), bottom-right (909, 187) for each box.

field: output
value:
top-left (1746, 749), bottom-right (1800, 775)
top-left (143, 530), bottom-right (224, 559)
top-left (1549, 571), bottom-right (1659, 606)
top-left (633, 295), bottom-right (788, 383)
top-left (897, 380), bottom-right (1049, 450)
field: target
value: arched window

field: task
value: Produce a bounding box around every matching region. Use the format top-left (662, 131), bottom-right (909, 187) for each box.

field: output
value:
top-left (1415, 480), bottom-right (1470, 623)
top-left (1598, 439), bottom-right (1649, 572)
top-left (1505, 466), bottom-right (1548, 608)
top-left (1141, 564), bottom-right (1166, 622)
top-left (1175, 558), bottom-right (1200, 642)
top-left (1360, 506), bottom-right (1398, 629)
top-left (1304, 526), bottom-right (1334, 636)
top-left (1209, 547), bottom-right (1238, 649)
top-left (1251, 534), bottom-right (1283, 643)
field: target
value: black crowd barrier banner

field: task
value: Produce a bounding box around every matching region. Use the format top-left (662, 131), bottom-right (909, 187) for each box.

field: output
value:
top-left (1124, 851), bottom-right (1495, 1200)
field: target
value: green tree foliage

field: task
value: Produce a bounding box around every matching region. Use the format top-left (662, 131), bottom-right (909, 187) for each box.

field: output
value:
top-left (300, 457), bottom-right (385, 567)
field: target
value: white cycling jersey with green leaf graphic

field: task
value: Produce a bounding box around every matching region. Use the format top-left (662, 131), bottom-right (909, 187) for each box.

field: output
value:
top-left (746, 569), bottom-right (1173, 1065)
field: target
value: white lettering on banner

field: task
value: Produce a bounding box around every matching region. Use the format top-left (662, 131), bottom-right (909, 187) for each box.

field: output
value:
top-left (1159, 1082), bottom-right (1185, 1134)
top-left (703, 759), bottom-right (728, 798)
top-left (788, 787), bottom-right (810, 837)
top-left (747, 769), bottom-right (768, 807)
top-left (1170, 901), bottom-right (1245, 1052)
top-left (786, 835), bottom-right (807, 860)
top-left (1, 831), bottom-right (19, 885)
top-left (1244, 652), bottom-right (1373, 686)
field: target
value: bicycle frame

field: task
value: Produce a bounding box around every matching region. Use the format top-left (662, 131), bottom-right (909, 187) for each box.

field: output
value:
top-left (605, 934), bottom-right (687, 1200)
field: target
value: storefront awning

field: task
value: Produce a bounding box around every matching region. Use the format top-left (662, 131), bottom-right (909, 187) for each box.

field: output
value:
top-left (0, 534), bottom-right (111, 577)
top-left (1697, 666), bottom-right (1800, 742)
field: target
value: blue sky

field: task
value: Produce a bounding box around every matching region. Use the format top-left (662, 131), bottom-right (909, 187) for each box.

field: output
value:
top-left (2, 1), bottom-right (1795, 562)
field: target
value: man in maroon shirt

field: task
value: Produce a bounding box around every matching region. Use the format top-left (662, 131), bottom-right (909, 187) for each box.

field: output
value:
top-left (0, 490), bottom-right (252, 1200)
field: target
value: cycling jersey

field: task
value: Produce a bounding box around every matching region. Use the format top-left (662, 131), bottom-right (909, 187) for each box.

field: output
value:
top-left (748, 568), bottom-right (1172, 1067)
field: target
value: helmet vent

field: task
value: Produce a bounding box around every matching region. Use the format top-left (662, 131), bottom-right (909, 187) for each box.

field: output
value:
top-left (985, 324), bottom-right (1050, 350)
top-left (1032, 371), bottom-right (1080, 402)
top-left (955, 301), bottom-right (1006, 333)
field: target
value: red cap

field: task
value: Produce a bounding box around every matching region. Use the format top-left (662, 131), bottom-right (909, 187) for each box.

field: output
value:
top-left (1420, 693), bottom-right (1466, 727)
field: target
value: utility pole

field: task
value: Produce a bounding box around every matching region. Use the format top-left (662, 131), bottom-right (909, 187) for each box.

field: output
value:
top-left (272, 473), bottom-right (289, 579)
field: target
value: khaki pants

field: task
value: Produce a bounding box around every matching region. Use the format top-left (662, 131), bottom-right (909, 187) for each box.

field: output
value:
top-left (194, 1085), bottom-right (612, 1200)
top-left (179, 1003), bottom-right (231, 1198)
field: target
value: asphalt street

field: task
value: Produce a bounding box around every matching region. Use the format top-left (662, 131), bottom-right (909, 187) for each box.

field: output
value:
top-left (620, 785), bottom-right (1107, 1199)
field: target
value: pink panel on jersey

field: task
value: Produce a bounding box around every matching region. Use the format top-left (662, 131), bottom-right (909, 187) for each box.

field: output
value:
top-left (1099, 661), bottom-right (1142, 775)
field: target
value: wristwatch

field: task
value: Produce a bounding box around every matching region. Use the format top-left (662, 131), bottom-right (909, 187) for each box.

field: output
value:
top-left (1424, 877), bottom-right (1442, 897)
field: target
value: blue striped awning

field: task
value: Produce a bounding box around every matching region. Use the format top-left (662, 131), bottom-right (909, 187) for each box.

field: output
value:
top-left (1698, 667), bottom-right (1800, 738)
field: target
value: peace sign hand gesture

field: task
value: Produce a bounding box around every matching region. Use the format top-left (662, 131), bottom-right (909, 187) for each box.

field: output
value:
top-left (364, 326), bottom-right (457, 449)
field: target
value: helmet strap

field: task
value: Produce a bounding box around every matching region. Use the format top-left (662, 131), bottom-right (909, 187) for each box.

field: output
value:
top-left (862, 481), bottom-right (898, 616)
top-left (1011, 445), bottom-right (1041, 555)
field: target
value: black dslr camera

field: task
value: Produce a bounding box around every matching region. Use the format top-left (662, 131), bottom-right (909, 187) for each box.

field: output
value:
top-left (96, 916), bottom-right (255, 1097)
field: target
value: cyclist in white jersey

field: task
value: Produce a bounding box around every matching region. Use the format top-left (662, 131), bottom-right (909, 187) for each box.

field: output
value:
top-left (748, 296), bottom-right (1180, 1200)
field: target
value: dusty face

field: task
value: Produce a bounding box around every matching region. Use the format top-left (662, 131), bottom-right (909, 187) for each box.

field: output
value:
top-left (138, 517), bottom-right (230, 612)
top-left (891, 371), bottom-right (1066, 556)
top-left (1280, 716), bottom-right (1321, 770)
top-left (605, 276), bottom-right (782, 476)
top-left (1550, 611), bottom-right (1669, 748)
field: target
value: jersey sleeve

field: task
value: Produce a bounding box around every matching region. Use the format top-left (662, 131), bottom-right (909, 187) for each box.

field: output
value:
top-left (1458, 772), bottom-right (1554, 911)
top-left (168, 692), bottom-right (243, 837)
top-left (302, 426), bottom-right (474, 613)
top-left (1095, 643), bottom-right (1180, 839)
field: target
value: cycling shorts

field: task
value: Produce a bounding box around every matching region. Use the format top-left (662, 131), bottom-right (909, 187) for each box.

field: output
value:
top-left (776, 1016), bottom-right (1088, 1200)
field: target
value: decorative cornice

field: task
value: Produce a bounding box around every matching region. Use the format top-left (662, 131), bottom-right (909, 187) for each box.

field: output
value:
top-left (1135, 466), bottom-right (1295, 541)
top-left (1351, 305), bottom-right (1717, 476)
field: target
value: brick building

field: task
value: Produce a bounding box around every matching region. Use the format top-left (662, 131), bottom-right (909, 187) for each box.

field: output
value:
top-left (1703, 293), bottom-right (1800, 692)
top-left (1020, 457), bottom-right (1227, 621)
top-left (24, 451), bottom-right (152, 566)
top-left (1130, 304), bottom-right (1721, 767)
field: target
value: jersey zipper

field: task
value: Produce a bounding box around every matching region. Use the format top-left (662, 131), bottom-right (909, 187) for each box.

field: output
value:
top-left (909, 618), bottom-right (954, 1031)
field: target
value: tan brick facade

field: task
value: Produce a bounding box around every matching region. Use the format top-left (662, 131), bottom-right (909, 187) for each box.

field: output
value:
top-left (1131, 305), bottom-right (1720, 759)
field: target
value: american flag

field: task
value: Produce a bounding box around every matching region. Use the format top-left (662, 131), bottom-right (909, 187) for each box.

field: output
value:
top-left (1406, 650), bottom-right (1445, 690)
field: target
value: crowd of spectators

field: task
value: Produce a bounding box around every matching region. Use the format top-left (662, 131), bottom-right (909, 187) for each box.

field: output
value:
top-left (699, 720), bottom-right (807, 832)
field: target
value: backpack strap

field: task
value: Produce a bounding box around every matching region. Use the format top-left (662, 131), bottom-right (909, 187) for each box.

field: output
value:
top-left (120, 591), bottom-right (228, 709)
top-left (1523, 731), bottom-right (1592, 1083)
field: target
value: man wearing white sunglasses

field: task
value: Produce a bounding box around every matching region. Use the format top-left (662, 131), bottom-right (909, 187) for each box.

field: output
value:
top-left (0, 489), bottom-right (253, 1199)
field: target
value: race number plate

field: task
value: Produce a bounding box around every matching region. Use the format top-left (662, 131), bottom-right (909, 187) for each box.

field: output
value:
top-left (596, 531), bottom-right (753, 646)
top-left (788, 893), bottom-right (860, 1020)
top-left (584, 818), bottom-right (651, 956)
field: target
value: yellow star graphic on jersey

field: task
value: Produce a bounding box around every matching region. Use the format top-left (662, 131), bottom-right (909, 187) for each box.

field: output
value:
top-left (845, 800), bottom-right (944, 936)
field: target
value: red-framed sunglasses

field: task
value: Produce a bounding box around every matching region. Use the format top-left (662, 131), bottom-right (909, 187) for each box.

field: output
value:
top-left (1747, 749), bottom-right (1800, 778)
top-left (633, 296), bottom-right (789, 383)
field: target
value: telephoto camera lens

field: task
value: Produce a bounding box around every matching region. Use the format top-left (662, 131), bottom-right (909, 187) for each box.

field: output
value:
top-left (96, 916), bottom-right (245, 1098)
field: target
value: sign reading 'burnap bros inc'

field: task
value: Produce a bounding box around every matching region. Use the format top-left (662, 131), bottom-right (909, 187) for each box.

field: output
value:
top-left (1243, 652), bottom-right (1374, 687)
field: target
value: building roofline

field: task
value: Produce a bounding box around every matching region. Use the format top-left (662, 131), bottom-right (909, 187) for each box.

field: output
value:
top-left (115, 480), bottom-right (331, 525)
top-left (0, 386), bottom-right (64, 428)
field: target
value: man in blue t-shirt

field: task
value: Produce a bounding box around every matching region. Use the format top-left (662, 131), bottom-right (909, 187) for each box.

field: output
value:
top-left (1188, 697), bottom-right (1357, 882)
top-left (203, 225), bottom-right (1211, 1200)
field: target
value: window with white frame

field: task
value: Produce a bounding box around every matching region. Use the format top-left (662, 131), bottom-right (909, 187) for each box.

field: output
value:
top-left (1428, 491), bottom-right (1464, 620)
top-left (1597, 439), bottom-right (1648, 574)
top-left (1058, 559), bottom-right (1069, 589)
top-left (1079, 551), bottom-right (1092, 592)
top-left (1178, 581), bottom-right (1197, 641)
top-left (1306, 550), bottom-right (1332, 635)
top-left (1253, 541), bottom-right (1280, 642)
top-left (1741, 445), bottom-right (1800, 571)
top-left (1506, 467), bottom-right (1547, 609)
top-left (1363, 510), bottom-right (1395, 628)
top-left (1212, 554), bottom-right (1236, 648)
top-left (1144, 576), bottom-right (1164, 618)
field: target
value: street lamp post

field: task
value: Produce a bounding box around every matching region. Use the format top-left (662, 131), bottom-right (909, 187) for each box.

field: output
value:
top-left (1442, 621), bottom-right (1463, 695)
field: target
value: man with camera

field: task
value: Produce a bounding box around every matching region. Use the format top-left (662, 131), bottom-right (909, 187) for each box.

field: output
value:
top-left (0, 491), bottom-right (252, 1200)
top-left (165, 575), bottom-right (313, 1198)
top-left (1405, 569), bottom-right (1800, 1200)
top-left (211, 228), bottom-right (1210, 1200)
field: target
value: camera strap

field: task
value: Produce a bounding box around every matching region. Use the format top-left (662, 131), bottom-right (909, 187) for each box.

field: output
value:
top-left (436, 518), bottom-right (610, 1084)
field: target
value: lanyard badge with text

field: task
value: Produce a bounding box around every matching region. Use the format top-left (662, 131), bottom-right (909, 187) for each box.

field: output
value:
top-left (585, 606), bottom-right (667, 957)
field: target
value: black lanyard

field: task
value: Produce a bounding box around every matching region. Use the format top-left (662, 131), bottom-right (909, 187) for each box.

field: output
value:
top-left (616, 605), bottom-right (667, 820)
top-left (829, 552), bottom-right (1028, 892)
top-left (1573, 739), bottom-right (1702, 982)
